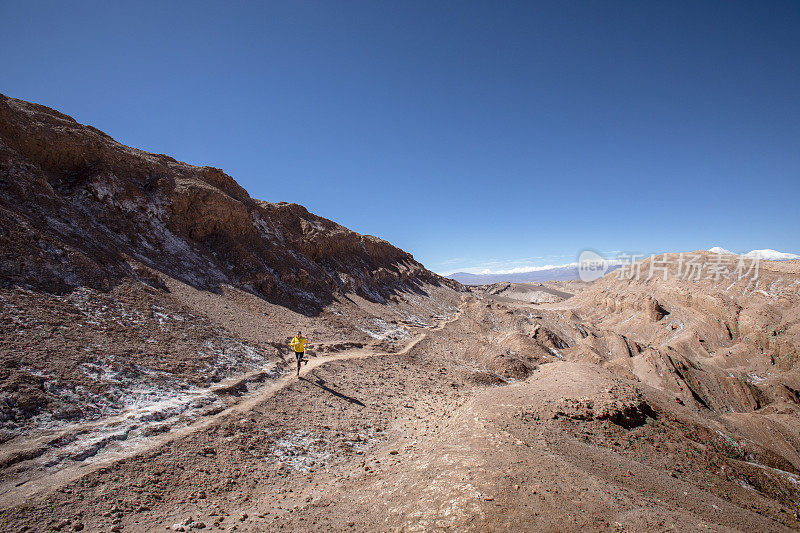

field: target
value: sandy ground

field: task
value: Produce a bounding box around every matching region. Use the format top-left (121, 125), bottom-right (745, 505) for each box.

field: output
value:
top-left (477, 282), bottom-right (576, 304)
top-left (1, 297), bottom-right (798, 532)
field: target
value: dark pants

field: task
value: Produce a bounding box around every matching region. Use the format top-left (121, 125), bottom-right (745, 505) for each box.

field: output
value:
top-left (295, 351), bottom-right (304, 374)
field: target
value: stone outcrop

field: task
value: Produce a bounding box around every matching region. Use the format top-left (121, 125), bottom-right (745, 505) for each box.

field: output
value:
top-left (0, 94), bottom-right (459, 312)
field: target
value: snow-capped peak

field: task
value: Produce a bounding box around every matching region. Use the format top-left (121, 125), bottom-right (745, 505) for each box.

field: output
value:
top-left (742, 249), bottom-right (800, 261)
top-left (708, 246), bottom-right (735, 255)
top-left (707, 247), bottom-right (800, 260)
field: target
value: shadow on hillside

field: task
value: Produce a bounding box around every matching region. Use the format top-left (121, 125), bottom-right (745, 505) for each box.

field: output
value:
top-left (2, 255), bottom-right (447, 318)
top-left (197, 273), bottom-right (440, 317)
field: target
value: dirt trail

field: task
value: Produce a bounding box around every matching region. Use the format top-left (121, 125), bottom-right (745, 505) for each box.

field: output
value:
top-left (1, 300), bottom-right (798, 532)
top-left (0, 306), bottom-right (464, 510)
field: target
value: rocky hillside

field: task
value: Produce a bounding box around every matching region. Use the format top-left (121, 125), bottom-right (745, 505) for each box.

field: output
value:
top-left (559, 253), bottom-right (800, 413)
top-left (0, 94), bottom-right (463, 453)
top-left (525, 253), bottom-right (800, 482)
top-left (0, 93), bottom-right (457, 314)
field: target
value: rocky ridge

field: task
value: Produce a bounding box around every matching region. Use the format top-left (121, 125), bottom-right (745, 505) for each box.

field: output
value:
top-left (0, 93), bottom-right (457, 314)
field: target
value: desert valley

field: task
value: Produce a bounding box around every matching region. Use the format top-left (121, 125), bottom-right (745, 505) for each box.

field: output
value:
top-left (1, 93), bottom-right (799, 532)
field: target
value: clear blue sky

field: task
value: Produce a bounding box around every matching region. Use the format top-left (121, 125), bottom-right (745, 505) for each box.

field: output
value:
top-left (2, 1), bottom-right (798, 274)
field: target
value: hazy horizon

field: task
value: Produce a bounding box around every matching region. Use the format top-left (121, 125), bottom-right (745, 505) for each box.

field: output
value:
top-left (438, 246), bottom-right (800, 276)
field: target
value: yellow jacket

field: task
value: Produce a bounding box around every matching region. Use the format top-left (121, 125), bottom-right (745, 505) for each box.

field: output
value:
top-left (289, 336), bottom-right (308, 353)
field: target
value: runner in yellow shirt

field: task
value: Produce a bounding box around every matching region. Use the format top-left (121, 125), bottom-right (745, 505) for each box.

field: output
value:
top-left (289, 331), bottom-right (309, 377)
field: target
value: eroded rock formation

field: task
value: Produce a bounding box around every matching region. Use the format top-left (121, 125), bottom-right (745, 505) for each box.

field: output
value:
top-left (0, 94), bottom-right (458, 313)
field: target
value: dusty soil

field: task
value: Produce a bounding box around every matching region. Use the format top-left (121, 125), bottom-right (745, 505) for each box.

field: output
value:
top-left (473, 282), bottom-right (577, 304)
top-left (1, 294), bottom-right (799, 532)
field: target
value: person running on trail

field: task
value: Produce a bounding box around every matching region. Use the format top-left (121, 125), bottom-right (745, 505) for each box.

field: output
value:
top-left (289, 331), bottom-right (309, 377)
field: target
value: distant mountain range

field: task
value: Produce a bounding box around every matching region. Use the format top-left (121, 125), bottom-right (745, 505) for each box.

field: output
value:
top-left (447, 247), bottom-right (799, 285)
top-left (447, 264), bottom-right (621, 285)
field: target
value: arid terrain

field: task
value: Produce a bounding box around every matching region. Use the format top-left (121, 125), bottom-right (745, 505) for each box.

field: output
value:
top-left (2, 95), bottom-right (799, 532)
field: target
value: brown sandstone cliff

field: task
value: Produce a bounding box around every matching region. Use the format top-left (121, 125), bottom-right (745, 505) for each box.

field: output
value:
top-left (0, 94), bottom-right (459, 313)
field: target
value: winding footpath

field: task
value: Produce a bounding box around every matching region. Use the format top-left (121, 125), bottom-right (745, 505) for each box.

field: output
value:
top-left (0, 306), bottom-right (464, 508)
